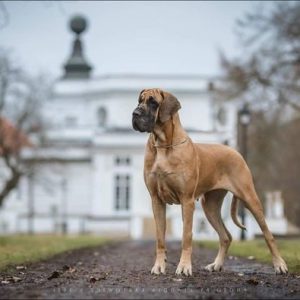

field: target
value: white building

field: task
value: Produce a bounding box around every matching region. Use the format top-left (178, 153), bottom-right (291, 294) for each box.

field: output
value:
top-left (0, 16), bottom-right (287, 240)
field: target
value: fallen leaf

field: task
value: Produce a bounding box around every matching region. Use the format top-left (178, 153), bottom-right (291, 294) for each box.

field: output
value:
top-left (68, 267), bottom-right (77, 274)
top-left (1, 276), bottom-right (22, 284)
top-left (62, 265), bottom-right (70, 272)
top-left (89, 276), bottom-right (97, 284)
top-left (48, 271), bottom-right (61, 280)
top-left (12, 276), bottom-right (22, 283)
top-left (172, 278), bottom-right (183, 282)
top-left (89, 273), bottom-right (107, 283)
top-left (247, 278), bottom-right (259, 285)
top-left (229, 256), bottom-right (238, 260)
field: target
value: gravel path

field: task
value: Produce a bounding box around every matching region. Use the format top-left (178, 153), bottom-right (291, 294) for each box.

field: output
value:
top-left (0, 240), bottom-right (299, 299)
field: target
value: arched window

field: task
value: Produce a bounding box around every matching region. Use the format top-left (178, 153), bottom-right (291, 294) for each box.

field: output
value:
top-left (97, 107), bottom-right (107, 127)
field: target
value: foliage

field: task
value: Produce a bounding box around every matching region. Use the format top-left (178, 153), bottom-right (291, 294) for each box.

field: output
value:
top-left (0, 49), bottom-right (51, 207)
top-left (218, 2), bottom-right (300, 111)
top-left (216, 1), bottom-right (300, 229)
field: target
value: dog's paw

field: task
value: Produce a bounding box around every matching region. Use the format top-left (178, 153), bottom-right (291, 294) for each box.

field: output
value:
top-left (151, 260), bottom-right (166, 275)
top-left (175, 261), bottom-right (192, 276)
top-left (204, 262), bottom-right (223, 272)
top-left (273, 257), bottom-right (288, 274)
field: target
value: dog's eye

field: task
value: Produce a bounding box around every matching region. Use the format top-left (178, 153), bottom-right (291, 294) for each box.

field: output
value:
top-left (148, 97), bottom-right (158, 109)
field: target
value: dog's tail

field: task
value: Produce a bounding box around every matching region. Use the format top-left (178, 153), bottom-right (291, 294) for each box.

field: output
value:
top-left (231, 195), bottom-right (247, 231)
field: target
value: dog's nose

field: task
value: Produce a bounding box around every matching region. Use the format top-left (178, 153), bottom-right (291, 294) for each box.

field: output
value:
top-left (133, 108), bottom-right (142, 117)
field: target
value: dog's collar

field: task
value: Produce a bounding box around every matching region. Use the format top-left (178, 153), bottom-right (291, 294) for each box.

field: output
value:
top-left (151, 134), bottom-right (188, 148)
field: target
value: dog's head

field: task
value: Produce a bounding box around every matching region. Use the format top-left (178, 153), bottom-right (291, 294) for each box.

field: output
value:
top-left (132, 88), bottom-right (181, 133)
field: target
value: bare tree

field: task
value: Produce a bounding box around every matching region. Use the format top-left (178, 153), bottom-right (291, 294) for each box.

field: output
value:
top-left (246, 107), bottom-right (300, 228)
top-left (246, 108), bottom-right (282, 201)
top-left (215, 2), bottom-right (300, 229)
top-left (276, 118), bottom-right (300, 228)
top-left (217, 1), bottom-right (300, 112)
top-left (0, 49), bottom-right (51, 207)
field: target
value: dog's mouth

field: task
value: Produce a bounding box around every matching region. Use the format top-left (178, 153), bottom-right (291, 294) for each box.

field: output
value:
top-left (132, 114), bottom-right (154, 133)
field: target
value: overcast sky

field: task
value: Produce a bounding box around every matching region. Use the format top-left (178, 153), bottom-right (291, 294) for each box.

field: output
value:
top-left (1, 1), bottom-right (259, 79)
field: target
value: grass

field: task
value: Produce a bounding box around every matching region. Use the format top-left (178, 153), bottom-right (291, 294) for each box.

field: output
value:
top-left (0, 234), bottom-right (107, 271)
top-left (198, 239), bottom-right (300, 274)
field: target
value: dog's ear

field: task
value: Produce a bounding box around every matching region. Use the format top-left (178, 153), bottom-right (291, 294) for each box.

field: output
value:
top-left (158, 91), bottom-right (181, 123)
top-left (138, 89), bottom-right (146, 102)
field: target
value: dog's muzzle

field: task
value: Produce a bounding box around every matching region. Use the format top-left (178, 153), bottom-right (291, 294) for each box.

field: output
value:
top-left (132, 107), bottom-right (154, 133)
top-left (132, 107), bottom-right (142, 130)
top-left (132, 107), bottom-right (143, 118)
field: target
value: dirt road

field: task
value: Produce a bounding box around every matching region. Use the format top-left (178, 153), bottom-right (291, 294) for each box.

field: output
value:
top-left (0, 240), bottom-right (299, 299)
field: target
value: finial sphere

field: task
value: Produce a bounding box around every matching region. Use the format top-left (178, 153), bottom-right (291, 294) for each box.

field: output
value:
top-left (70, 15), bottom-right (88, 35)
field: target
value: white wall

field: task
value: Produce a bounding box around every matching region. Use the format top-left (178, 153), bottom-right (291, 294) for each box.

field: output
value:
top-left (47, 77), bottom-right (220, 133)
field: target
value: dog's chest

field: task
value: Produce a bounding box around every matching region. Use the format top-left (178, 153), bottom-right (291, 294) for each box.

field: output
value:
top-left (148, 161), bottom-right (184, 205)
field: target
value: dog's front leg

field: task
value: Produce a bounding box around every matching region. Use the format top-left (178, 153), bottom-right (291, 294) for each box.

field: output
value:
top-left (176, 200), bottom-right (195, 276)
top-left (151, 197), bottom-right (167, 275)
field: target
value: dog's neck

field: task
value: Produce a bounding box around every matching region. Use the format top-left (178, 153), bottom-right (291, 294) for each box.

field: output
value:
top-left (152, 113), bottom-right (187, 147)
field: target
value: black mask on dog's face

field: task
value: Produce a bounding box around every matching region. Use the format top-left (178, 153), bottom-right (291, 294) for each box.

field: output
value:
top-left (132, 90), bottom-right (160, 133)
top-left (132, 89), bottom-right (181, 133)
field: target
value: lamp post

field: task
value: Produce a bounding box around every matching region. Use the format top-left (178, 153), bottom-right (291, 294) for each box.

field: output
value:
top-left (208, 81), bottom-right (217, 131)
top-left (238, 102), bottom-right (251, 241)
top-left (28, 172), bottom-right (35, 235)
top-left (61, 177), bottom-right (68, 235)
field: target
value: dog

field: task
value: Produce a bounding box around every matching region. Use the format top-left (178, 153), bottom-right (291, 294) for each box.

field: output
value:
top-left (132, 88), bottom-right (288, 276)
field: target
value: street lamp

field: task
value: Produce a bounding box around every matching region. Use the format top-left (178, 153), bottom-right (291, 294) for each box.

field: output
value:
top-left (238, 102), bottom-right (251, 241)
top-left (207, 81), bottom-right (218, 131)
top-left (27, 172), bottom-right (35, 235)
top-left (61, 177), bottom-right (68, 235)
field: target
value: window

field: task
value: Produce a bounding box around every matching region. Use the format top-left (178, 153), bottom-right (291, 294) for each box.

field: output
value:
top-left (114, 174), bottom-right (131, 211)
top-left (115, 156), bottom-right (131, 166)
top-left (97, 107), bottom-right (107, 127)
top-left (65, 116), bottom-right (77, 127)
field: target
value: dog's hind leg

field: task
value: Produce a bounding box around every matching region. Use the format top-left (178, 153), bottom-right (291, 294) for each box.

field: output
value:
top-left (235, 189), bottom-right (288, 274)
top-left (230, 170), bottom-right (288, 274)
top-left (202, 189), bottom-right (231, 272)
